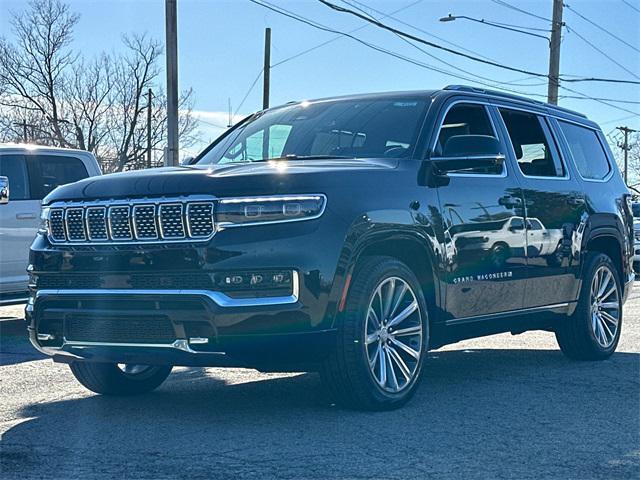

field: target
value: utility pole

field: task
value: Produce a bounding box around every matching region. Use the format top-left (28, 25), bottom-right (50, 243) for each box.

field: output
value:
top-left (262, 27), bottom-right (271, 110)
top-left (147, 88), bottom-right (153, 169)
top-left (547, 0), bottom-right (564, 105)
top-left (617, 126), bottom-right (638, 186)
top-left (165, 0), bottom-right (179, 166)
top-left (227, 97), bottom-right (232, 128)
top-left (13, 120), bottom-right (27, 142)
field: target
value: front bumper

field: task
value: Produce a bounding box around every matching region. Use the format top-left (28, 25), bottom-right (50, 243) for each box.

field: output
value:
top-left (26, 284), bottom-right (337, 369)
top-left (26, 209), bottom-right (350, 368)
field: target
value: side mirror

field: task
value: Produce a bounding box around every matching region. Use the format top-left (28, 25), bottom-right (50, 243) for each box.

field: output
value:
top-left (0, 176), bottom-right (8, 204)
top-left (432, 135), bottom-right (504, 174)
top-left (180, 156), bottom-right (194, 166)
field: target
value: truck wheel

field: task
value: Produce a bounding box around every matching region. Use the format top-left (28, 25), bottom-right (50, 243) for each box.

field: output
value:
top-left (69, 362), bottom-right (172, 395)
top-left (321, 256), bottom-right (429, 410)
top-left (555, 252), bottom-right (622, 360)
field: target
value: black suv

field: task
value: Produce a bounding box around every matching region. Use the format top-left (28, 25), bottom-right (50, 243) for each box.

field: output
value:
top-left (27, 85), bottom-right (635, 410)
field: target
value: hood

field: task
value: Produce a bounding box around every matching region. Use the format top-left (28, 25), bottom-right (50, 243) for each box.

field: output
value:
top-left (43, 158), bottom-right (399, 204)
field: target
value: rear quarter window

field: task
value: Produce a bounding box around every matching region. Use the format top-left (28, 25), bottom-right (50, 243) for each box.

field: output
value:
top-left (27, 155), bottom-right (89, 199)
top-left (557, 121), bottom-right (611, 180)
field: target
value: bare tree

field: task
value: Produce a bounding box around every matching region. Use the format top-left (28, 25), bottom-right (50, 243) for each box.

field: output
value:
top-left (0, 0), bottom-right (200, 172)
top-left (0, 0), bottom-right (78, 147)
top-left (62, 54), bottom-right (114, 153)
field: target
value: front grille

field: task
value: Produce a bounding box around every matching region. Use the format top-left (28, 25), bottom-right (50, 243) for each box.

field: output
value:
top-left (66, 315), bottom-right (176, 344)
top-left (46, 198), bottom-right (216, 244)
top-left (159, 204), bottom-right (185, 238)
top-left (65, 208), bottom-right (86, 241)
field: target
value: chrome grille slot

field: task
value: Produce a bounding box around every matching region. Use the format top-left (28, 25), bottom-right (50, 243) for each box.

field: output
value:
top-left (108, 206), bottom-right (132, 240)
top-left (133, 204), bottom-right (158, 239)
top-left (86, 206), bottom-right (108, 240)
top-left (50, 209), bottom-right (66, 241)
top-left (46, 198), bottom-right (216, 244)
top-left (187, 203), bottom-right (215, 238)
top-left (65, 208), bottom-right (86, 241)
top-left (159, 204), bottom-right (185, 239)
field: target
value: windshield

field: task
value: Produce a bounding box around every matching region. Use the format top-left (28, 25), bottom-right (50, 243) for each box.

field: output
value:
top-left (196, 97), bottom-right (429, 165)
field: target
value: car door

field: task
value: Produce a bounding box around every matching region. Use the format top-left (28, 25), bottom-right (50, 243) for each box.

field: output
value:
top-left (430, 101), bottom-right (528, 320)
top-left (0, 154), bottom-right (40, 294)
top-left (494, 107), bottom-right (586, 308)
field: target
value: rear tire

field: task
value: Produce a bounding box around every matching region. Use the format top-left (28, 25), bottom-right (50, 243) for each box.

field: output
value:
top-left (555, 252), bottom-right (622, 360)
top-left (69, 362), bottom-right (172, 395)
top-left (321, 256), bottom-right (429, 410)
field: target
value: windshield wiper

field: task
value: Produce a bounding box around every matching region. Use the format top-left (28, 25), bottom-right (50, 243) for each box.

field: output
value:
top-left (252, 154), bottom-right (355, 162)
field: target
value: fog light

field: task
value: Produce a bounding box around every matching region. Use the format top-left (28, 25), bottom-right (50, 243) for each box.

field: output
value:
top-left (215, 270), bottom-right (293, 292)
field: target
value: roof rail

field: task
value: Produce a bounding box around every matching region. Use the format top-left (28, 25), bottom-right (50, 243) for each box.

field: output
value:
top-left (443, 85), bottom-right (587, 118)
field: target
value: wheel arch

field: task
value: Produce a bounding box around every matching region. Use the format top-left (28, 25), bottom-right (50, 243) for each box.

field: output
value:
top-left (584, 228), bottom-right (624, 283)
top-left (340, 231), bottom-right (442, 326)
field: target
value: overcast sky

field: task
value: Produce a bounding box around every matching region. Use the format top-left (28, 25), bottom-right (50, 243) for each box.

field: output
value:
top-left (1, 0), bottom-right (639, 156)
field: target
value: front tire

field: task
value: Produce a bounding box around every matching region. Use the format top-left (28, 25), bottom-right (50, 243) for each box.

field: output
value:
top-left (69, 362), bottom-right (172, 395)
top-left (555, 252), bottom-right (623, 360)
top-left (321, 256), bottom-right (429, 410)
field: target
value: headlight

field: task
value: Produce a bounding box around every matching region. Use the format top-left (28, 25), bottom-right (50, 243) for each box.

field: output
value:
top-left (216, 194), bottom-right (326, 227)
top-left (38, 207), bottom-right (50, 235)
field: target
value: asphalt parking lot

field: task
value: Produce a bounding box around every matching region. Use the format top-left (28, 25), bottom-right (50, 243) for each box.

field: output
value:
top-left (1, 285), bottom-right (639, 480)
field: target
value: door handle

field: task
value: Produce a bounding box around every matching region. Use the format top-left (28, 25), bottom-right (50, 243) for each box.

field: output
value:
top-left (567, 196), bottom-right (585, 206)
top-left (16, 213), bottom-right (37, 220)
top-left (498, 196), bottom-right (523, 208)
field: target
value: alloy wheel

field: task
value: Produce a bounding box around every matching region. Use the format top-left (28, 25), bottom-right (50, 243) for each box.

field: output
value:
top-left (364, 277), bottom-right (423, 393)
top-left (589, 265), bottom-right (620, 348)
top-left (117, 364), bottom-right (153, 376)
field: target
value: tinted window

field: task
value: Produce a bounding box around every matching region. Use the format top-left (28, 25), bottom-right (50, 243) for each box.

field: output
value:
top-left (527, 219), bottom-right (543, 230)
top-left (27, 155), bottom-right (88, 200)
top-left (500, 109), bottom-right (565, 178)
top-left (633, 203), bottom-right (640, 218)
top-left (558, 121), bottom-right (611, 180)
top-left (510, 217), bottom-right (525, 230)
top-left (0, 154), bottom-right (29, 200)
top-left (436, 103), bottom-right (502, 175)
top-left (197, 97), bottom-right (428, 165)
top-left (436, 104), bottom-right (494, 154)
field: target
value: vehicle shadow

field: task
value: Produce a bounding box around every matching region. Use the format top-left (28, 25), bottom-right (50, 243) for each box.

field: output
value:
top-left (1, 348), bottom-right (639, 479)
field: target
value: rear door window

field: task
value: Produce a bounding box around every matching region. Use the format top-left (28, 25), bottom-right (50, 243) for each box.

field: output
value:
top-left (499, 109), bottom-right (565, 178)
top-left (26, 155), bottom-right (89, 200)
top-left (0, 154), bottom-right (29, 200)
top-left (557, 121), bottom-right (611, 180)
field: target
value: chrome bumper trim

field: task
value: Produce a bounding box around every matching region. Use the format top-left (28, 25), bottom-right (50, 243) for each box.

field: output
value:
top-left (33, 271), bottom-right (299, 308)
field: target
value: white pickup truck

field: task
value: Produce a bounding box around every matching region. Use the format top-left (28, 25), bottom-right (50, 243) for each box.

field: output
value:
top-left (0, 144), bottom-right (101, 304)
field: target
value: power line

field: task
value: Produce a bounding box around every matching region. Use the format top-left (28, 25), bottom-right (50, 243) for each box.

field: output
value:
top-left (489, 0), bottom-right (552, 23)
top-left (565, 3), bottom-right (640, 53)
top-left (316, 0), bottom-right (551, 78)
top-left (234, 67), bottom-right (264, 117)
top-left (601, 114), bottom-right (639, 126)
top-left (249, 0), bottom-right (550, 97)
top-left (559, 95), bottom-right (640, 105)
top-left (342, 0), bottom-right (548, 88)
top-left (345, 0), bottom-right (501, 63)
top-left (564, 25), bottom-right (640, 80)
top-left (248, 0), bottom-right (640, 117)
top-left (622, 0), bottom-right (640, 14)
top-left (272, 0), bottom-right (426, 68)
top-left (559, 83), bottom-right (640, 116)
top-left (316, 0), bottom-right (640, 86)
